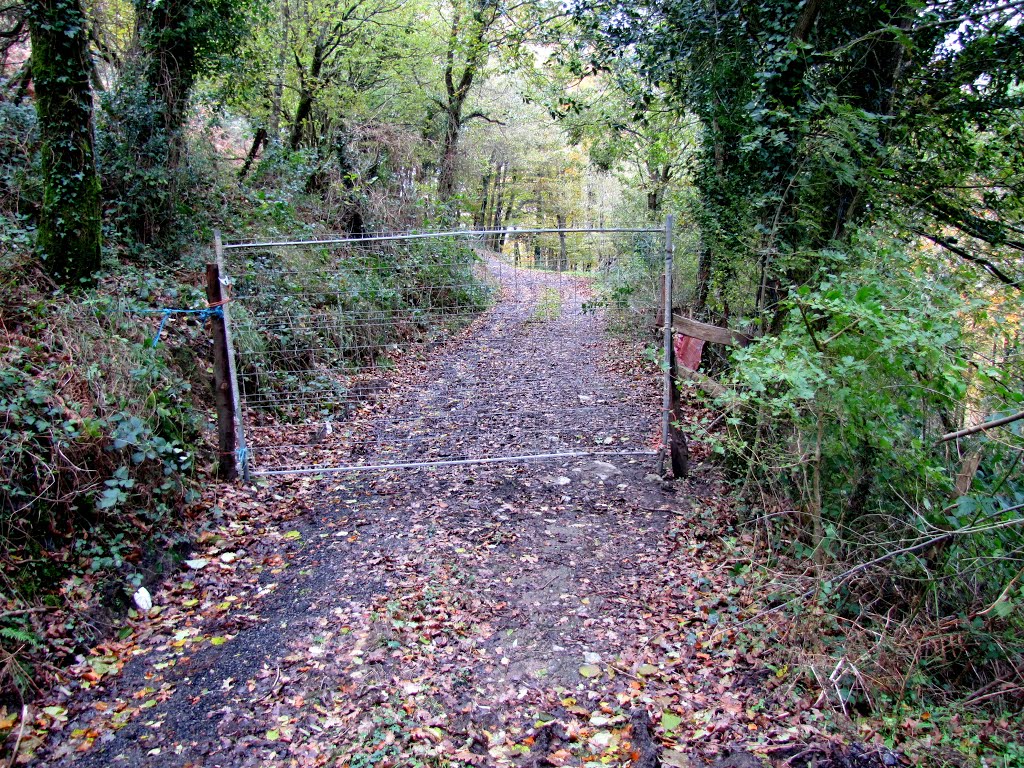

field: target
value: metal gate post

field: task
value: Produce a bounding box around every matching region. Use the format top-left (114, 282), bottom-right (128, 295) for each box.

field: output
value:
top-left (214, 230), bottom-right (251, 482)
top-left (660, 215), bottom-right (674, 474)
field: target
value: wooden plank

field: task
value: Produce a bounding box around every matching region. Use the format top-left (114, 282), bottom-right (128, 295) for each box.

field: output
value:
top-left (672, 314), bottom-right (751, 347)
top-left (206, 263), bottom-right (237, 480)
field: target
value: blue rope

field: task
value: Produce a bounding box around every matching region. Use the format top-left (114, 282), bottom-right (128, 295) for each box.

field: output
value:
top-left (125, 306), bottom-right (224, 347)
top-left (235, 445), bottom-right (249, 467)
top-left (152, 312), bottom-right (172, 348)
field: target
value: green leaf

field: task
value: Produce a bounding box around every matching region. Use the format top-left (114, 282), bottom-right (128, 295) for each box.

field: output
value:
top-left (992, 600), bottom-right (1014, 618)
top-left (660, 711), bottom-right (682, 732)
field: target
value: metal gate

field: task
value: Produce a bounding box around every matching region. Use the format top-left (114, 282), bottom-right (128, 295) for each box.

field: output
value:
top-left (214, 223), bottom-right (674, 479)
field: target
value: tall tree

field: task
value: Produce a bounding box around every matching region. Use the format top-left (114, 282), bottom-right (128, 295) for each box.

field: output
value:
top-left (27, 0), bottom-right (102, 286)
top-left (434, 0), bottom-right (501, 204)
top-left (283, 0), bottom-right (403, 150)
top-left (102, 0), bottom-right (254, 249)
top-left (554, 73), bottom-right (696, 216)
top-left (584, 0), bottom-right (1024, 319)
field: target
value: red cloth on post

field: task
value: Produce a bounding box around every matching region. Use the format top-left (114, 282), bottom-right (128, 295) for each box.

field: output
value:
top-left (674, 334), bottom-right (705, 371)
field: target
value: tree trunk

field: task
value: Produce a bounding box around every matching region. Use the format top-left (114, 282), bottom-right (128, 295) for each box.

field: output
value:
top-left (436, 106), bottom-right (462, 203)
top-left (436, 1), bottom-right (487, 207)
top-left (498, 184), bottom-right (516, 250)
top-left (646, 164), bottom-right (660, 213)
top-left (534, 182), bottom-right (544, 266)
top-left (556, 212), bottom-right (567, 269)
top-left (289, 40), bottom-right (325, 151)
top-left (474, 165), bottom-right (492, 229)
top-left (694, 246), bottom-right (712, 316)
top-left (487, 163), bottom-right (500, 230)
top-left (289, 90), bottom-right (314, 150)
top-left (489, 163), bottom-right (506, 249)
top-left (28, 0), bottom-right (102, 287)
top-left (117, 0), bottom-right (205, 248)
top-left (270, 0), bottom-right (290, 138)
top-left (239, 127), bottom-right (268, 178)
top-left (136, 0), bottom-right (199, 163)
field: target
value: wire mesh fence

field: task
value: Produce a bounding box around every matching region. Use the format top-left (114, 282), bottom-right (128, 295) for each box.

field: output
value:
top-left (218, 227), bottom-right (666, 476)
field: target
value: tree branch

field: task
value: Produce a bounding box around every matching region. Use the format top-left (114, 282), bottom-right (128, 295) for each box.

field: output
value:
top-left (937, 410), bottom-right (1024, 444)
top-left (722, 507), bottom-right (1024, 635)
top-left (916, 231), bottom-right (1022, 290)
top-left (464, 111), bottom-right (505, 125)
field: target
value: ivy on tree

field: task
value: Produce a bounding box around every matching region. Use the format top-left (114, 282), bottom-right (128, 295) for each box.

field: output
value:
top-left (27, 0), bottom-right (102, 287)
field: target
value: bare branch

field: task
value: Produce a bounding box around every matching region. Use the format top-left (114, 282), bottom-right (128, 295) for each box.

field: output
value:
top-left (937, 410), bottom-right (1024, 444)
top-left (464, 111), bottom-right (506, 125)
top-left (916, 231), bottom-right (1022, 290)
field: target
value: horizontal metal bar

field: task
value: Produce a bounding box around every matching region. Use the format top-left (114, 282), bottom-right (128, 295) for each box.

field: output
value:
top-left (249, 436), bottom-right (650, 450)
top-left (249, 449), bottom-right (657, 476)
top-left (231, 310), bottom-right (487, 325)
top-left (237, 388), bottom-right (641, 404)
top-left (223, 227), bottom-right (661, 251)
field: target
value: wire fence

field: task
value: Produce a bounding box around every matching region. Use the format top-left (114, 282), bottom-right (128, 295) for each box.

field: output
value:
top-left (217, 227), bottom-right (667, 477)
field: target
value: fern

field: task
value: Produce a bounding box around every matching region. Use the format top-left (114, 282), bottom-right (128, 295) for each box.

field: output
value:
top-left (0, 625), bottom-right (41, 648)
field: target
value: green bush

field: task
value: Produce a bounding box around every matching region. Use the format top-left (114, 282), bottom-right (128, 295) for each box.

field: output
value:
top-left (721, 233), bottom-right (1024, 691)
top-left (0, 281), bottom-right (209, 693)
top-left (0, 101), bottom-right (40, 220)
top-left (96, 77), bottom-right (215, 260)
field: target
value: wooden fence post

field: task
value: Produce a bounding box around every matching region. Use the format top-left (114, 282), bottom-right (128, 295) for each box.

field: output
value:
top-left (206, 262), bottom-right (237, 480)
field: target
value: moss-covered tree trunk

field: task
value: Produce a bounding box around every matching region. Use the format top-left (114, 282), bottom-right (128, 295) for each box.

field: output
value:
top-left (28, 0), bottom-right (102, 287)
top-left (125, 0), bottom-right (201, 246)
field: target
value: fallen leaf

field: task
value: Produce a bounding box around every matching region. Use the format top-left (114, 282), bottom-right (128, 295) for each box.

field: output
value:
top-left (661, 712), bottom-right (682, 732)
top-left (43, 706), bottom-right (68, 722)
top-left (547, 749), bottom-right (573, 766)
top-left (662, 749), bottom-right (693, 767)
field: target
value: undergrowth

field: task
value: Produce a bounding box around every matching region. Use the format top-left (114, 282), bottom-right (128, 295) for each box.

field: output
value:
top-left (0, 251), bottom-right (212, 701)
top-left (604, 223), bottom-right (1024, 765)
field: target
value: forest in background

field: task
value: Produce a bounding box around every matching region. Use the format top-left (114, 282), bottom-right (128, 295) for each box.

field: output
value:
top-left (0, 0), bottom-right (1022, 762)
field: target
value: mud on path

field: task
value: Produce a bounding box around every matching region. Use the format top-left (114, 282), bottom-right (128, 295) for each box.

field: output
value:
top-left (33, 259), bottom-right (773, 767)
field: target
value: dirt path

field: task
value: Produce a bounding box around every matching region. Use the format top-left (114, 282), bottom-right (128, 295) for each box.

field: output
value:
top-left (357, 254), bottom-right (657, 465)
top-left (32, 261), bottom-right (787, 767)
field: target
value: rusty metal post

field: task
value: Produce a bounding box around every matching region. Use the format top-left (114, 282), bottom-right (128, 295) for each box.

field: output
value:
top-left (660, 215), bottom-right (674, 474)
